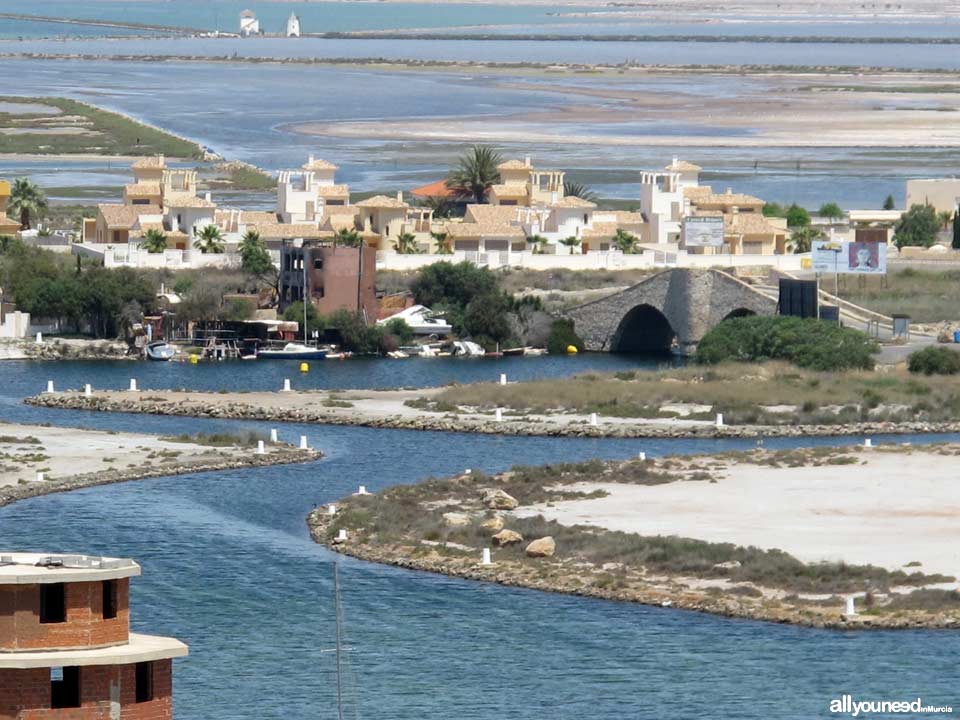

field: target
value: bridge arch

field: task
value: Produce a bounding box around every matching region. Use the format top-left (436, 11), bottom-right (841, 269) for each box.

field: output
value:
top-left (722, 308), bottom-right (757, 322)
top-left (610, 304), bottom-right (676, 354)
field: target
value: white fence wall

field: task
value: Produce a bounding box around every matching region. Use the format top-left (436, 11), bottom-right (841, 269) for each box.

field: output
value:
top-left (378, 250), bottom-right (806, 272)
top-left (72, 243), bottom-right (241, 270)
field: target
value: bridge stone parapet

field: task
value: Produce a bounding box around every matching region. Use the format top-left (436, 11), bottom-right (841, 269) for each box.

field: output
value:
top-left (565, 268), bottom-right (777, 355)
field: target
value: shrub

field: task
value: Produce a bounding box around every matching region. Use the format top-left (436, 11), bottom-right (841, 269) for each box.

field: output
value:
top-left (546, 318), bottom-right (583, 354)
top-left (695, 316), bottom-right (878, 371)
top-left (907, 346), bottom-right (960, 375)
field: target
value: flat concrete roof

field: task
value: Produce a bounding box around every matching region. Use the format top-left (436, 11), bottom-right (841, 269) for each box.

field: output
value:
top-left (0, 633), bottom-right (188, 669)
top-left (0, 553), bottom-right (141, 585)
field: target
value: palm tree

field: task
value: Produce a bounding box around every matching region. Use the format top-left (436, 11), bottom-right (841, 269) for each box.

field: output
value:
top-left (141, 228), bottom-right (168, 253)
top-left (193, 224), bottom-right (225, 254)
top-left (938, 210), bottom-right (953, 231)
top-left (563, 180), bottom-right (597, 203)
top-left (421, 196), bottom-right (455, 219)
top-left (334, 228), bottom-right (362, 248)
top-left (9, 178), bottom-right (48, 230)
top-left (446, 145), bottom-right (502, 204)
top-left (431, 230), bottom-right (452, 255)
top-left (393, 231), bottom-right (421, 254)
top-left (526, 234), bottom-right (549, 254)
top-left (613, 228), bottom-right (639, 254)
top-left (559, 236), bottom-right (581, 253)
top-left (788, 226), bottom-right (825, 254)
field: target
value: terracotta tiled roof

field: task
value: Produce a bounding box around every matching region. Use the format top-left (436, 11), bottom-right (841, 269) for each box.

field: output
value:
top-left (247, 223), bottom-right (333, 240)
top-left (725, 213), bottom-right (786, 236)
top-left (464, 205), bottom-right (523, 225)
top-left (683, 185), bottom-right (713, 199)
top-left (444, 221), bottom-right (525, 239)
top-left (665, 160), bottom-right (702, 172)
top-left (124, 183), bottom-right (161, 196)
top-left (693, 191), bottom-right (765, 208)
top-left (236, 211), bottom-right (279, 224)
top-left (164, 195), bottom-right (216, 209)
top-left (0, 215), bottom-right (20, 233)
top-left (552, 196), bottom-right (596, 209)
top-left (611, 210), bottom-right (645, 225)
top-left (497, 159), bottom-right (529, 171)
top-left (410, 179), bottom-right (458, 199)
top-left (131, 156), bottom-right (165, 170)
top-left (355, 195), bottom-right (409, 209)
top-left (98, 204), bottom-right (162, 229)
top-left (582, 222), bottom-right (620, 239)
top-left (490, 184), bottom-right (527, 196)
top-left (302, 158), bottom-right (338, 171)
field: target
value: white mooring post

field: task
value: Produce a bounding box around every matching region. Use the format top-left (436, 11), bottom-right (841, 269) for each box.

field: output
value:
top-left (337, 529), bottom-right (348, 542)
top-left (482, 548), bottom-right (492, 565)
top-left (328, 504), bottom-right (337, 516)
top-left (499, 373), bottom-right (507, 386)
top-left (282, 378), bottom-right (292, 392)
top-left (35, 472), bottom-right (44, 482)
top-left (495, 408), bottom-right (503, 422)
top-left (256, 440), bottom-right (265, 455)
top-left (638, 451), bottom-right (646, 461)
top-left (845, 596), bottom-right (857, 616)
top-left (715, 413), bottom-right (724, 428)
top-left (357, 485), bottom-right (368, 495)
top-left (590, 412), bottom-right (598, 426)
top-left (864, 438), bottom-right (873, 448)
top-left (299, 435), bottom-right (308, 450)
top-left (84, 384), bottom-right (92, 398)
top-left (270, 428), bottom-right (278, 443)
top-left (35, 332), bottom-right (42, 344)
top-left (129, 378), bottom-right (138, 392)
top-left (45, 380), bottom-right (54, 394)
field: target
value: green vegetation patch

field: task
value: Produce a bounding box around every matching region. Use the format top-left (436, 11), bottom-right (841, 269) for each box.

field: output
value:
top-left (426, 361), bottom-right (960, 425)
top-left (838, 268), bottom-right (960, 324)
top-left (160, 431), bottom-right (265, 448)
top-left (0, 96), bottom-right (202, 158)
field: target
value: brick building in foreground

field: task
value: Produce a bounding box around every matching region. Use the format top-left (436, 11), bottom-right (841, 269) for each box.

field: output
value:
top-left (0, 552), bottom-right (187, 719)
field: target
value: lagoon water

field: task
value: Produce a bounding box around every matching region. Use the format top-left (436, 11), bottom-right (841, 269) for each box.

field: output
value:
top-left (1, 359), bottom-right (959, 718)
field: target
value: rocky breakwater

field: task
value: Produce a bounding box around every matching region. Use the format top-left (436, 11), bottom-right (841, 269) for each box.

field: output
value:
top-left (306, 466), bottom-right (960, 631)
top-left (5, 338), bottom-right (133, 361)
top-left (26, 390), bottom-right (960, 441)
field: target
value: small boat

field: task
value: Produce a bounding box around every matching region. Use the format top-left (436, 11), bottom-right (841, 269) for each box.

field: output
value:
top-left (387, 350), bottom-right (409, 359)
top-left (144, 341), bottom-right (175, 361)
top-left (257, 343), bottom-right (328, 360)
top-left (524, 347), bottom-right (547, 357)
top-left (502, 347), bottom-right (526, 357)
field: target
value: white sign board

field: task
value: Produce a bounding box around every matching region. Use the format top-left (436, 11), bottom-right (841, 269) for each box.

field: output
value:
top-left (812, 240), bottom-right (887, 275)
top-left (683, 216), bottom-right (725, 248)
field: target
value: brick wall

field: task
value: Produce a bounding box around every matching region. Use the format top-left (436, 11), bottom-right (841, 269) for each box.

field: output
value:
top-left (0, 660), bottom-right (172, 720)
top-left (0, 580), bottom-right (129, 651)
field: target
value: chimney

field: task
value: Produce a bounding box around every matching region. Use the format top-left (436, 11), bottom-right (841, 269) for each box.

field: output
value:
top-left (524, 156), bottom-right (531, 168)
top-left (308, 154), bottom-right (314, 165)
top-left (550, 191), bottom-right (558, 204)
top-left (672, 156), bottom-right (678, 167)
top-left (396, 191), bottom-right (403, 202)
top-left (159, 153), bottom-right (164, 166)
top-left (725, 187), bottom-right (733, 195)
top-left (205, 192), bottom-right (212, 203)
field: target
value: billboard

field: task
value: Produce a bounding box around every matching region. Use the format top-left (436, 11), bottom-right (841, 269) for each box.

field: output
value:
top-left (683, 216), bottom-right (725, 247)
top-left (812, 240), bottom-right (887, 274)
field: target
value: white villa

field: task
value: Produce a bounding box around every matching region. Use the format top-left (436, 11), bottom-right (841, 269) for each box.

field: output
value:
top-left (239, 9), bottom-right (260, 36)
top-left (286, 12), bottom-right (301, 37)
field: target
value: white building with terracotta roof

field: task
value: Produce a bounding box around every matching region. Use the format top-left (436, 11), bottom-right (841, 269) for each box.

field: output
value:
top-left (277, 156), bottom-right (350, 224)
top-left (239, 9), bottom-right (260, 36)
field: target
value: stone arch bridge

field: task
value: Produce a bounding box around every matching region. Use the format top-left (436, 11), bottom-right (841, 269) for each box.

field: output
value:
top-left (565, 268), bottom-right (777, 355)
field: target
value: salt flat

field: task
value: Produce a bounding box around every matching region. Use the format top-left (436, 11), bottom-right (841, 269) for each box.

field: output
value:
top-left (515, 449), bottom-right (960, 580)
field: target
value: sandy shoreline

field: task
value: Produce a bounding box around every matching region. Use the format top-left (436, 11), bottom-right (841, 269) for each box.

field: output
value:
top-left (26, 388), bottom-right (960, 440)
top-left (0, 422), bottom-right (320, 508)
top-left (309, 445), bottom-right (960, 629)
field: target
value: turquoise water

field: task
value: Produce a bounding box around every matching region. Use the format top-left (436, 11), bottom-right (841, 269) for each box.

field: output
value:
top-left (0, 361), bottom-right (958, 718)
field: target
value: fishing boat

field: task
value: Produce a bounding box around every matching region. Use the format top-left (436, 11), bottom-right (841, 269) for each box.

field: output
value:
top-left (144, 341), bottom-right (175, 361)
top-left (256, 343), bottom-right (328, 360)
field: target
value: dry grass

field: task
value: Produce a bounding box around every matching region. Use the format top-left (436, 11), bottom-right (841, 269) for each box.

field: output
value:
top-left (430, 361), bottom-right (960, 424)
top-left (838, 267), bottom-right (960, 324)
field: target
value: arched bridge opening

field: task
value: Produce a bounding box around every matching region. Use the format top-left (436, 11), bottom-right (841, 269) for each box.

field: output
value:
top-left (722, 308), bottom-right (757, 322)
top-left (610, 304), bottom-right (675, 354)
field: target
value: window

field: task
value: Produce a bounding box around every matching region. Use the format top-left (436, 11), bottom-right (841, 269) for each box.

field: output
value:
top-left (313, 258), bottom-right (323, 270)
top-left (135, 662), bottom-right (154, 703)
top-left (102, 580), bottom-right (117, 620)
top-left (51, 667), bottom-right (81, 708)
top-left (583, 214), bottom-right (589, 224)
top-left (39, 583), bottom-right (66, 624)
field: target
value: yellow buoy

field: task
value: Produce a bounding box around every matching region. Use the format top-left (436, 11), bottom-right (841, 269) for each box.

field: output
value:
top-left (299, 362), bottom-right (309, 373)
top-left (566, 345), bottom-right (579, 354)
top-left (189, 354), bottom-right (199, 364)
